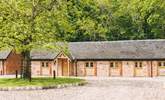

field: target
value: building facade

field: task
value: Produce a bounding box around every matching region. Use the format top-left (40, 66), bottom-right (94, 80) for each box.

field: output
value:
top-left (74, 60), bottom-right (164, 77)
top-left (31, 50), bottom-right (73, 76)
top-left (0, 40), bottom-right (165, 77)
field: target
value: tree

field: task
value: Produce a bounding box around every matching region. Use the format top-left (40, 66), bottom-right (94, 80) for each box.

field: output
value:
top-left (0, 0), bottom-right (67, 79)
top-left (113, 0), bottom-right (165, 39)
top-left (63, 0), bottom-right (108, 41)
top-left (0, 0), bottom-right (165, 80)
top-left (42, 0), bottom-right (165, 42)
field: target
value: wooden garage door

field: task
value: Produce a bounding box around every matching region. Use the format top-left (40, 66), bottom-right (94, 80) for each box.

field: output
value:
top-left (77, 62), bottom-right (85, 76)
top-left (97, 62), bottom-right (109, 77)
top-left (85, 62), bottom-right (96, 76)
top-left (134, 62), bottom-right (147, 77)
top-left (122, 61), bottom-right (134, 77)
top-left (41, 62), bottom-right (51, 76)
top-left (86, 68), bottom-right (95, 76)
top-left (62, 59), bottom-right (68, 76)
top-left (158, 61), bottom-right (165, 76)
top-left (109, 62), bottom-right (122, 76)
top-left (42, 67), bottom-right (50, 75)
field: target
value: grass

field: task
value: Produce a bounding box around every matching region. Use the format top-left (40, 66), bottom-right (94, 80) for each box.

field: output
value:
top-left (0, 77), bottom-right (84, 88)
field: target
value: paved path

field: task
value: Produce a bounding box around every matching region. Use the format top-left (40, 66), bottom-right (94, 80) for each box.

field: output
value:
top-left (0, 77), bottom-right (165, 100)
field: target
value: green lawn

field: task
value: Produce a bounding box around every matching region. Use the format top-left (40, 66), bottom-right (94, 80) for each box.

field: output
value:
top-left (0, 77), bottom-right (84, 88)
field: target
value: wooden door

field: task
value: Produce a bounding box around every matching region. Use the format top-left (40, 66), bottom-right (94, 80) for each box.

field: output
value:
top-left (122, 62), bottom-right (134, 77)
top-left (86, 67), bottom-right (95, 76)
top-left (62, 59), bottom-right (68, 76)
top-left (97, 62), bottom-right (109, 77)
top-left (109, 62), bottom-right (122, 76)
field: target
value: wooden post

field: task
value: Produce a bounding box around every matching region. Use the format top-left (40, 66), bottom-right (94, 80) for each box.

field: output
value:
top-left (56, 59), bottom-right (58, 76)
top-left (151, 61), bottom-right (153, 77)
top-left (53, 70), bottom-right (56, 79)
top-left (2, 61), bottom-right (4, 75)
top-left (16, 70), bottom-right (18, 78)
top-left (28, 68), bottom-right (32, 82)
top-left (68, 59), bottom-right (70, 76)
top-left (29, 72), bottom-right (32, 82)
top-left (75, 60), bottom-right (78, 77)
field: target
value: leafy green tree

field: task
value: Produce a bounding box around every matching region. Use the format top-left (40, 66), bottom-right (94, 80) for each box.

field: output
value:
top-left (113, 0), bottom-right (165, 39)
top-left (64, 0), bottom-right (108, 41)
top-left (0, 0), bottom-right (67, 79)
top-left (0, 0), bottom-right (165, 81)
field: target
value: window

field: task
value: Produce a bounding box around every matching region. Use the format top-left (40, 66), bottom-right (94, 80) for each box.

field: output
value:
top-left (90, 62), bottom-right (93, 67)
top-left (158, 62), bottom-right (161, 66)
top-left (135, 62), bottom-right (138, 68)
top-left (86, 62), bottom-right (94, 67)
top-left (135, 62), bottom-right (143, 68)
top-left (46, 62), bottom-right (49, 67)
top-left (41, 62), bottom-right (44, 67)
top-left (115, 62), bottom-right (118, 67)
top-left (110, 62), bottom-right (119, 68)
top-left (139, 62), bottom-right (142, 68)
top-left (41, 62), bottom-right (49, 67)
top-left (158, 62), bottom-right (165, 67)
top-left (86, 62), bottom-right (89, 67)
top-left (163, 62), bottom-right (165, 66)
top-left (110, 62), bottom-right (114, 67)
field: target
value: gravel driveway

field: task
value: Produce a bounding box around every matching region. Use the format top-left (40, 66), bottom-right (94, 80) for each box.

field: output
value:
top-left (0, 77), bottom-right (165, 100)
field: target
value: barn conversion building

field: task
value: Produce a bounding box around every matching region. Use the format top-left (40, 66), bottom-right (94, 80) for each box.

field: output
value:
top-left (0, 50), bottom-right (21, 75)
top-left (31, 40), bottom-right (165, 77)
top-left (0, 39), bottom-right (165, 77)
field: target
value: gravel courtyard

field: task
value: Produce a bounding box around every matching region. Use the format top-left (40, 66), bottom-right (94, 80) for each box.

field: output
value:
top-left (0, 77), bottom-right (165, 100)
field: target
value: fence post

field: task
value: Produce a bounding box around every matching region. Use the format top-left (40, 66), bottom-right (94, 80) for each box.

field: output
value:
top-left (53, 70), bottom-right (56, 79)
top-left (16, 70), bottom-right (18, 78)
top-left (29, 70), bottom-right (32, 82)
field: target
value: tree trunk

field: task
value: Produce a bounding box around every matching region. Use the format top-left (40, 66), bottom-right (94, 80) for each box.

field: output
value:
top-left (21, 50), bottom-right (31, 81)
